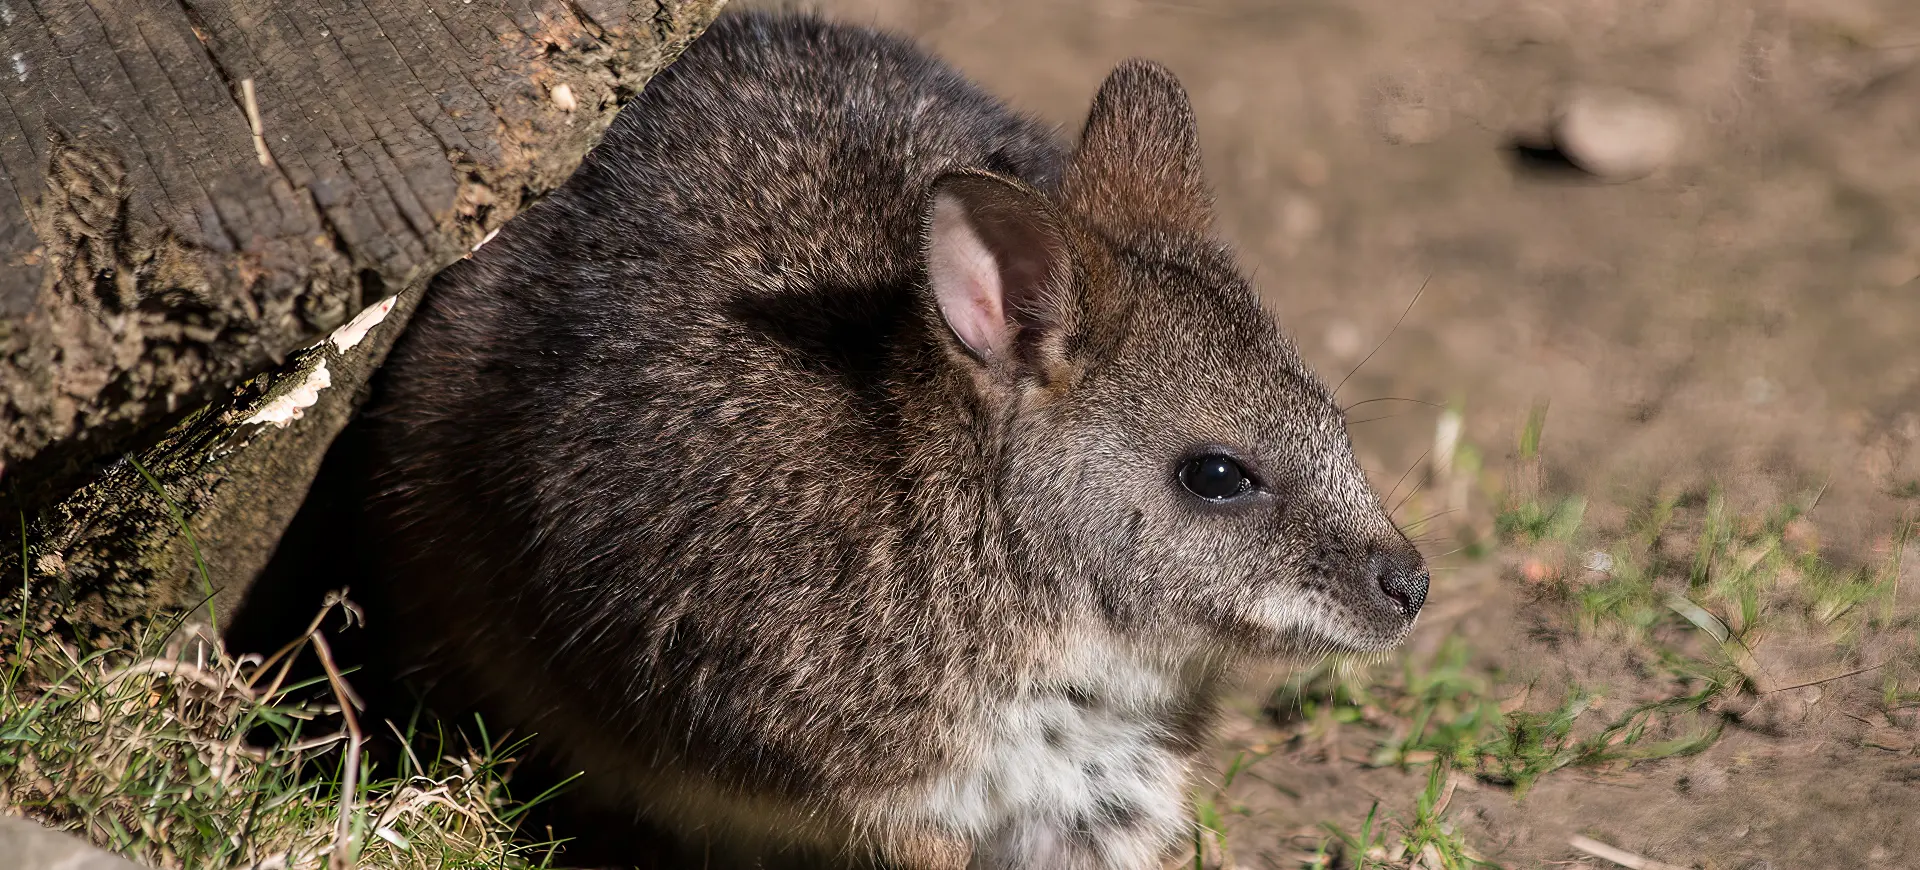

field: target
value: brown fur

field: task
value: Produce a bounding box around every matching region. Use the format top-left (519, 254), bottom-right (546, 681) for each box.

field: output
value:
top-left (246, 10), bottom-right (1427, 869)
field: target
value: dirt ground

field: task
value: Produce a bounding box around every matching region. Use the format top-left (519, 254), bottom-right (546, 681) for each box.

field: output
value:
top-left (767, 0), bottom-right (1920, 866)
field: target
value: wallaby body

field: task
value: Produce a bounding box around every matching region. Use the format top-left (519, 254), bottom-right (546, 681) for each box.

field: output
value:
top-left (271, 11), bottom-right (1427, 869)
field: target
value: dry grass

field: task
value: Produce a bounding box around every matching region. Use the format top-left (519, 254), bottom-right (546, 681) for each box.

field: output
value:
top-left (0, 592), bottom-right (565, 870)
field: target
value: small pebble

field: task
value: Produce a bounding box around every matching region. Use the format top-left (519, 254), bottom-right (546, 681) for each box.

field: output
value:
top-left (550, 83), bottom-right (578, 112)
top-left (1551, 88), bottom-right (1682, 180)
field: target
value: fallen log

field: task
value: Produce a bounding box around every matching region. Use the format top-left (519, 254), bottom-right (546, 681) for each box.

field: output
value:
top-left (0, 0), bottom-right (724, 640)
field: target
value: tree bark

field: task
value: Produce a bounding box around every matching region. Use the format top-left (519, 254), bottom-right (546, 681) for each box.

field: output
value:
top-left (0, 0), bottom-right (724, 640)
top-left (0, 0), bottom-right (721, 506)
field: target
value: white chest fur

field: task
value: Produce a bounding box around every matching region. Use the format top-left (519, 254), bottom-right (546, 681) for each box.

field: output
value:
top-left (895, 634), bottom-right (1201, 870)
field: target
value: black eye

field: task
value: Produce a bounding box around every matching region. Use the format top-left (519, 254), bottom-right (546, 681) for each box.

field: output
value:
top-left (1179, 454), bottom-right (1253, 501)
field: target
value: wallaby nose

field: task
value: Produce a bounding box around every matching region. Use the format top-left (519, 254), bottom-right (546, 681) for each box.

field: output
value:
top-left (1369, 544), bottom-right (1428, 620)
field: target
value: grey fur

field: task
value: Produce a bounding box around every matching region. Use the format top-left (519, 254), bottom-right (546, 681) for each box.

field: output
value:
top-left (277, 10), bottom-right (1427, 869)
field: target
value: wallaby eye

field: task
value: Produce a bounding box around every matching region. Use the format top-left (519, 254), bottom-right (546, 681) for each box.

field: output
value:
top-left (1179, 454), bottom-right (1254, 501)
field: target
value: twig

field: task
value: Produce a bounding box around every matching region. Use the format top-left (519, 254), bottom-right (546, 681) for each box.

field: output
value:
top-left (102, 658), bottom-right (253, 698)
top-left (1431, 774), bottom-right (1458, 817)
top-left (1568, 835), bottom-right (1692, 870)
top-left (249, 590), bottom-right (359, 700)
top-left (241, 78), bottom-right (273, 167)
top-left (1761, 660), bottom-right (1889, 695)
top-left (1568, 775), bottom-right (1644, 790)
top-left (311, 630), bottom-right (364, 870)
top-left (285, 731), bottom-right (352, 753)
top-left (14, 511), bottom-right (28, 675)
top-left (1806, 474), bottom-right (1833, 514)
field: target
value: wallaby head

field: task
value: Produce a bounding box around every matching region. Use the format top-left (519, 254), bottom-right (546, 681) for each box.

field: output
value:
top-left (921, 60), bottom-right (1427, 662)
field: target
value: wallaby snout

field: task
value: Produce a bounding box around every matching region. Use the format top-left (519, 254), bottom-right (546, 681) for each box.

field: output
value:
top-left (1370, 538), bottom-right (1430, 621)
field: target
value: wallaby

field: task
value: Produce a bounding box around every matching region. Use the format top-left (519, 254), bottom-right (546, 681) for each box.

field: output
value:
top-left (252, 10), bottom-right (1428, 870)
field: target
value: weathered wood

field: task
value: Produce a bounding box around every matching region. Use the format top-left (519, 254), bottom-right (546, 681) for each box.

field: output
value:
top-left (18, 287), bottom-right (414, 639)
top-left (0, 0), bottom-right (721, 508)
top-left (0, 0), bottom-right (725, 639)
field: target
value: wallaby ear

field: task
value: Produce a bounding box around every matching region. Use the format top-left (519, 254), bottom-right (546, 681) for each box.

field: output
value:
top-left (924, 169), bottom-right (1072, 366)
top-left (1064, 59), bottom-right (1212, 239)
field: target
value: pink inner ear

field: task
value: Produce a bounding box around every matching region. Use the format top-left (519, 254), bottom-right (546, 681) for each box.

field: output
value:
top-left (929, 193), bottom-right (1007, 360)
